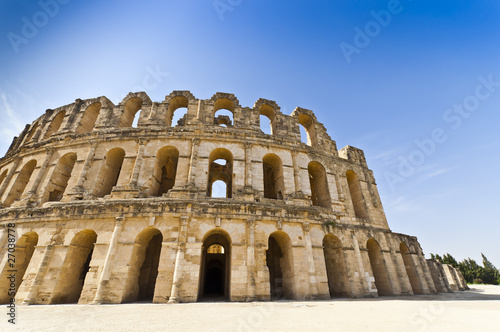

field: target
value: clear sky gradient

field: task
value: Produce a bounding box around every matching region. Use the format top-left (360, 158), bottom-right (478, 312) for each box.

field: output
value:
top-left (1, 0), bottom-right (499, 266)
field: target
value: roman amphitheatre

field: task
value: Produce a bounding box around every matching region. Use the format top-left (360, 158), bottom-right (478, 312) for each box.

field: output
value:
top-left (0, 90), bottom-right (468, 308)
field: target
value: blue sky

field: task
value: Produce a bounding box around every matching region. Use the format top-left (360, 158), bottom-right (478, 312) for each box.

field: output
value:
top-left (1, 0), bottom-right (499, 267)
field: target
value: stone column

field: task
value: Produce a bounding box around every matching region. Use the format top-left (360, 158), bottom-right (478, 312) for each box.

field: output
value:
top-left (291, 151), bottom-right (301, 194)
top-left (244, 143), bottom-right (252, 188)
top-left (245, 218), bottom-right (256, 301)
top-left (128, 139), bottom-right (148, 188)
top-left (187, 138), bottom-right (200, 188)
top-left (302, 222), bottom-right (319, 298)
top-left (68, 142), bottom-right (97, 198)
top-left (92, 217), bottom-right (124, 304)
top-left (0, 157), bottom-right (21, 201)
top-left (24, 147), bottom-right (55, 203)
top-left (21, 244), bottom-right (56, 305)
top-left (168, 216), bottom-right (190, 303)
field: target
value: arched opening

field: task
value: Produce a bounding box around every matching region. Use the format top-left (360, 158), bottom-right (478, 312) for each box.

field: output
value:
top-left (262, 154), bottom-right (284, 200)
top-left (199, 230), bottom-right (231, 301)
top-left (24, 122), bottom-right (39, 144)
top-left (50, 229), bottom-right (97, 304)
top-left (259, 104), bottom-right (276, 135)
top-left (4, 159), bottom-right (37, 207)
top-left (207, 149), bottom-right (233, 198)
top-left (266, 231), bottom-right (295, 300)
top-left (44, 153), bottom-right (77, 202)
top-left (323, 234), bottom-right (350, 298)
top-left (93, 148), bottom-right (125, 197)
top-left (150, 146), bottom-right (179, 197)
top-left (211, 180), bottom-right (227, 198)
top-left (400, 242), bottom-right (423, 295)
top-left (120, 97), bottom-right (143, 128)
top-left (166, 96), bottom-right (189, 127)
top-left (367, 238), bottom-right (393, 296)
top-left (125, 228), bottom-right (163, 303)
top-left (298, 113), bottom-right (317, 146)
top-left (76, 102), bottom-right (101, 134)
top-left (346, 171), bottom-right (368, 219)
top-left (214, 98), bottom-right (234, 127)
top-left (43, 111), bottom-right (66, 140)
top-left (308, 161), bottom-right (331, 208)
top-left (0, 232), bottom-right (38, 304)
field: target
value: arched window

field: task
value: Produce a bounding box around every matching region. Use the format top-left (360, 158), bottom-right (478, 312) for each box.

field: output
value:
top-left (4, 159), bottom-right (37, 207)
top-left (0, 232), bottom-right (38, 304)
top-left (346, 170), bottom-right (368, 219)
top-left (259, 104), bottom-right (276, 135)
top-left (24, 122), bottom-right (39, 144)
top-left (262, 154), bottom-right (284, 199)
top-left (123, 227), bottom-right (163, 303)
top-left (298, 113), bottom-right (317, 146)
top-left (50, 229), bottom-right (97, 304)
top-left (150, 146), bottom-right (179, 197)
top-left (199, 230), bottom-right (231, 301)
top-left (43, 111), bottom-right (66, 140)
top-left (76, 103), bottom-right (101, 134)
top-left (207, 149), bottom-right (233, 198)
top-left (214, 98), bottom-right (234, 127)
top-left (44, 153), bottom-right (77, 202)
top-left (267, 231), bottom-right (295, 300)
top-left (367, 238), bottom-right (393, 296)
top-left (308, 161), bottom-right (331, 208)
top-left (120, 97), bottom-right (143, 128)
top-left (166, 96), bottom-right (189, 127)
top-left (323, 234), bottom-right (350, 298)
top-left (93, 148), bottom-right (125, 197)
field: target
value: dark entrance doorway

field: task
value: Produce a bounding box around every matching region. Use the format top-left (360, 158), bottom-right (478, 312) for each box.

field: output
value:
top-left (199, 232), bottom-right (231, 301)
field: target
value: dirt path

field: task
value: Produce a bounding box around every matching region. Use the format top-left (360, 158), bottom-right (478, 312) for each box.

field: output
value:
top-left (2, 285), bottom-right (499, 332)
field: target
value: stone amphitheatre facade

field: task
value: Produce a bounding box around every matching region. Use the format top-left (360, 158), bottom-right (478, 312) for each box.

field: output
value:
top-left (0, 91), bottom-right (466, 305)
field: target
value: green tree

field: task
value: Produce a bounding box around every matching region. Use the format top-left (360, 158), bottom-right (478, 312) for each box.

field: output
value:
top-left (480, 253), bottom-right (499, 285)
top-left (442, 253), bottom-right (459, 268)
top-left (458, 258), bottom-right (482, 284)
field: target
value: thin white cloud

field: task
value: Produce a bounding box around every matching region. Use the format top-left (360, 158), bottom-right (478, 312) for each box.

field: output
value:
top-left (0, 93), bottom-right (24, 137)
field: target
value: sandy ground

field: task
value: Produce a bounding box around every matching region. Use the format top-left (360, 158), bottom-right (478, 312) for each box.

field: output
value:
top-left (2, 284), bottom-right (499, 332)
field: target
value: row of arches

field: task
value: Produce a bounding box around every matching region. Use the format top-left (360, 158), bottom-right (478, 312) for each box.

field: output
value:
top-left (0, 228), bottom-right (425, 304)
top-left (0, 145), bottom-right (369, 220)
top-left (19, 95), bottom-right (321, 149)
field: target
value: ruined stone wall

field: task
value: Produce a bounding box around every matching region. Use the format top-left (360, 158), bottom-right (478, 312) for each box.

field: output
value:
top-left (0, 91), bottom-right (463, 304)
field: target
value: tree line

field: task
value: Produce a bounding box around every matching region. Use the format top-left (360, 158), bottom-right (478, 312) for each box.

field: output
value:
top-left (430, 253), bottom-right (500, 285)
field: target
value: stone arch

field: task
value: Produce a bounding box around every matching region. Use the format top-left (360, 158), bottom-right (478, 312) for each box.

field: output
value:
top-left (124, 227), bottom-right (163, 303)
top-left (262, 153), bottom-right (285, 199)
top-left (44, 152), bottom-right (77, 202)
top-left (43, 110), bottom-right (66, 140)
top-left (165, 95), bottom-right (189, 127)
top-left (50, 229), bottom-right (97, 304)
top-left (346, 170), bottom-right (368, 219)
top-left (4, 159), bottom-right (37, 207)
top-left (119, 97), bottom-right (143, 128)
top-left (308, 161), bottom-right (331, 208)
top-left (267, 231), bottom-right (295, 299)
top-left (149, 146), bottom-right (179, 197)
top-left (76, 102), bottom-right (101, 134)
top-left (256, 101), bottom-right (278, 135)
top-left (323, 234), bottom-right (350, 297)
top-left (211, 93), bottom-right (239, 127)
top-left (367, 238), bottom-right (393, 296)
top-left (93, 148), bottom-right (125, 197)
top-left (400, 242), bottom-right (423, 295)
top-left (0, 231), bottom-right (38, 304)
top-left (207, 148), bottom-right (233, 198)
top-left (296, 111), bottom-right (317, 146)
top-left (24, 122), bottom-right (39, 144)
top-left (198, 229), bottom-right (232, 301)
